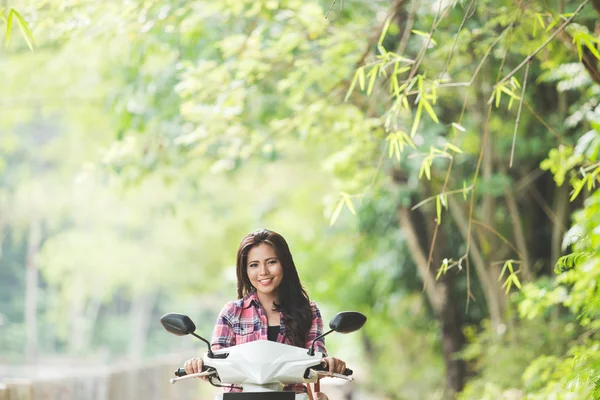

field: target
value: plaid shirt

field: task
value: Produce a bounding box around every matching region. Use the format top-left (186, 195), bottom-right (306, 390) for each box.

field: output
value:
top-left (211, 291), bottom-right (327, 393)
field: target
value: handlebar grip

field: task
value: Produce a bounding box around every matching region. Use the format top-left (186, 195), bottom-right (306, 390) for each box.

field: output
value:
top-left (309, 364), bottom-right (353, 376)
top-left (175, 364), bottom-right (209, 377)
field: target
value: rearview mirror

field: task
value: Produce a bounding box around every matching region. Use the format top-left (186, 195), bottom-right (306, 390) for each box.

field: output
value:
top-left (329, 311), bottom-right (367, 334)
top-left (160, 313), bottom-right (197, 336)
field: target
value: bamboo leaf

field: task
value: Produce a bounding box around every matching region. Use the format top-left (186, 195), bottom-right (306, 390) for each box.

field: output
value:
top-left (511, 76), bottom-right (521, 89)
top-left (387, 135), bottom-right (395, 159)
top-left (400, 131), bottom-right (416, 149)
top-left (503, 278), bottom-right (513, 294)
top-left (463, 181), bottom-right (468, 201)
top-left (452, 122), bottom-right (466, 132)
top-left (570, 178), bottom-right (587, 201)
top-left (495, 87), bottom-right (501, 108)
top-left (342, 193), bottom-right (357, 215)
top-left (499, 260), bottom-right (509, 281)
top-left (436, 195), bottom-right (442, 225)
top-left (536, 13), bottom-right (546, 29)
top-left (378, 16), bottom-right (392, 47)
top-left (5, 9), bottom-right (14, 46)
top-left (329, 198), bottom-right (345, 226)
top-left (583, 38), bottom-right (600, 60)
top-left (345, 69), bottom-right (360, 101)
top-left (512, 274), bottom-right (522, 289)
top-left (367, 65), bottom-right (379, 95)
top-left (421, 99), bottom-right (439, 123)
top-left (499, 85), bottom-right (520, 99)
top-left (506, 260), bottom-right (514, 274)
top-left (12, 9), bottom-right (36, 50)
top-left (574, 35), bottom-right (583, 61)
top-left (587, 174), bottom-right (595, 191)
top-left (410, 101), bottom-right (423, 137)
top-left (358, 67), bottom-right (366, 91)
top-left (446, 143), bottom-right (463, 154)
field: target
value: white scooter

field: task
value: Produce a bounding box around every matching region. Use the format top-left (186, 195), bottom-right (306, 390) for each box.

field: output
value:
top-left (160, 310), bottom-right (367, 400)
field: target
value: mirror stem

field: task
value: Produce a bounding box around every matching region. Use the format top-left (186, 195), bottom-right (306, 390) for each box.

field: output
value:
top-left (308, 329), bottom-right (333, 356)
top-left (191, 332), bottom-right (214, 358)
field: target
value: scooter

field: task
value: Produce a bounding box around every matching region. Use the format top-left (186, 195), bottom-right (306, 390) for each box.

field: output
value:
top-left (160, 310), bottom-right (367, 400)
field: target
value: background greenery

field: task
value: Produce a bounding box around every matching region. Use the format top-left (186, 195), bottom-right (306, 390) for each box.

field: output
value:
top-left (1, 0), bottom-right (600, 398)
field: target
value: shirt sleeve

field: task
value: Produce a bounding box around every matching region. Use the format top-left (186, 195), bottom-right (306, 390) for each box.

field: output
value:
top-left (306, 302), bottom-right (327, 356)
top-left (211, 302), bottom-right (236, 351)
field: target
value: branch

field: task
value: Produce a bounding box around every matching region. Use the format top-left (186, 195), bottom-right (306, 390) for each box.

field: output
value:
top-left (397, 207), bottom-right (446, 315)
top-left (448, 197), bottom-right (504, 327)
top-left (495, 0), bottom-right (591, 88)
top-left (509, 60), bottom-right (530, 168)
top-left (439, 0), bottom-right (479, 79)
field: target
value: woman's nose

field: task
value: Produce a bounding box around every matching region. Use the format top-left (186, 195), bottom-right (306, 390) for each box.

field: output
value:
top-left (259, 263), bottom-right (267, 275)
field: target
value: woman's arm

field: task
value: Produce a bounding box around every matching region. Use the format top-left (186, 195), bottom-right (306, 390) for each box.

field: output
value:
top-left (306, 302), bottom-right (327, 355)
top-left (211, 301), bottom-right (237, 350)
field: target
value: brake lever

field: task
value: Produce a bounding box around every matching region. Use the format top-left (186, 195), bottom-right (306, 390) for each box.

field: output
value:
top-left (308, 369), bottom-right (354, 381)
top-left (170, 370), bottom-right (216, 384)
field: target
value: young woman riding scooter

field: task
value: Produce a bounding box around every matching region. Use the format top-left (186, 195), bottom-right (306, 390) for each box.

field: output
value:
top-left (183, 229), bottom-right (347, 400)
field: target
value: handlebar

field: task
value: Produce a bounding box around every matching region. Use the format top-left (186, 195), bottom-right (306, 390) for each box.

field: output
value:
top-left (174, 365), bottom-right (209, 377)
top-left (310, 363), bottom-right (353, 376)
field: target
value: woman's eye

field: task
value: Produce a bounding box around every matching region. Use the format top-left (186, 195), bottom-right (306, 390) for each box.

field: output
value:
top-left (268, 260), bottom-right (276, 265)
top-left (249, 264), bottom-right (257, 268)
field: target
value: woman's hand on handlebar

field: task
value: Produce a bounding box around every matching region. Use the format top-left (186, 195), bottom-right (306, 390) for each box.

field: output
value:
top-left (183, 357), bottom-right (209, 381)
top-left (321, 356), bottom-right (346, 375)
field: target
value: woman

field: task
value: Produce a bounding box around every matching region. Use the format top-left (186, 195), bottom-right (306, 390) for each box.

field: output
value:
top-left (184, 229), bottom-right (346, 399)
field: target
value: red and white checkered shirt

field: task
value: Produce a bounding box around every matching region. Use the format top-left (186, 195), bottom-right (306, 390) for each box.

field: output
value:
top-left (211, 291), bottom-right (327, 393)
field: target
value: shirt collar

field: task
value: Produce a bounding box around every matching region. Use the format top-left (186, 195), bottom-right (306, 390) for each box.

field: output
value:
top-left (242, 291), bottom-right (260, 309)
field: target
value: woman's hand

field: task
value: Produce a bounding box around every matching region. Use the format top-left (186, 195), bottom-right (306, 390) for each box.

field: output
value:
top-left (183, 357), bottom-right (209, 381)
top-left (321, 356), bottom-right (347, 375)
top-left (315, 393), bottom-right (329, 400)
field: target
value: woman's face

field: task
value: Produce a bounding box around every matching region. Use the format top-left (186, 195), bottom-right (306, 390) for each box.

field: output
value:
top-left (246, 243), bottom-right (284, 298)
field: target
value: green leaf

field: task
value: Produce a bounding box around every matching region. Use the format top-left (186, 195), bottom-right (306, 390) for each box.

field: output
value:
top-left (499, 260), bottom-right (509, 281)
top-left (421, 99), bottom-right (439, 123)
top-left (512, 274), bottom-right (522, 289)
top-left (378, 16), bottom-right (392, 47)
top-left (452, 122), bottom-right (466, 132)
top-left (463, 181), bottom-right (468, 201)
top-left (5, 9), bottom-right (14, 46)
top-left (446, 143), bottom-right (463, 154)
top-left (570, 178), bottom-right (587, 201)
top-left (536, 13), bottom-right (546, 29)
top-left (400, 131), bottom-right (416, 149)
top-left (345, 69), bottom-right (360, 102)
top-left (342, 192), bottom-right (357, 215)
top-left (367, 65), bottom-right (379, 96)
top-left (410, 101), bottom-right (423, 137)
top-left (440, 193), bottom-right (447, 209)
top-left (12, 9), bottom-right (36, 50)
top-left (583, 38), bottom-right (600, 60)
top-left (358, 67), bottom-right (366, 91)
top-left (329, 198), bottom-right (345, 226)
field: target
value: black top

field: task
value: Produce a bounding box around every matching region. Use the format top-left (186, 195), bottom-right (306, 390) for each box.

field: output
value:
top-left (267, 325), bottom-right (279, 342)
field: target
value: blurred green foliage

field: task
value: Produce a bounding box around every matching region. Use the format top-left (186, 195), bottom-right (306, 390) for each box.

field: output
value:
top-left (1, 0), bottom-right (600, 399)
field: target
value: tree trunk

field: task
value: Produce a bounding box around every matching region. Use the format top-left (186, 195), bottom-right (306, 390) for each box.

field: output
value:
top-left (503, 172), bottom-right (533, 282)
top-left (25, 219), bottom-right (41, 364)
top-left (128, 291), bottom-right (156, 362)
top-left (397, 207), bottom-right (466, 394)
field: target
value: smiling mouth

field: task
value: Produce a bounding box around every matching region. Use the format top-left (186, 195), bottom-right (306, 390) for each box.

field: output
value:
top-left (258, 278), bottom-right (273, 285)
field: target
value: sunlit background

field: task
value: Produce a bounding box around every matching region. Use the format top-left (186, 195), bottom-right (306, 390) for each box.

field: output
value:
top-left (1, 0), bottom-right (600, 399)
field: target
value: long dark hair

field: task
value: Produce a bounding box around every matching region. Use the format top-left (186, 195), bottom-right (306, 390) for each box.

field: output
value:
top-left (236, 229), bottom-right (312, 348)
